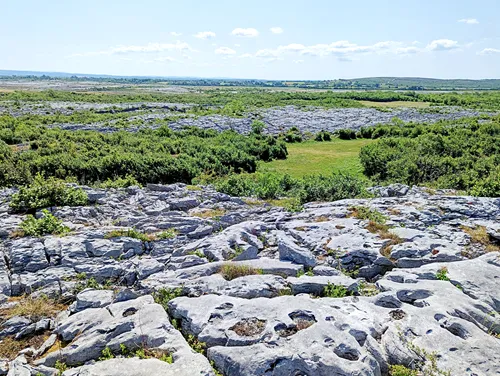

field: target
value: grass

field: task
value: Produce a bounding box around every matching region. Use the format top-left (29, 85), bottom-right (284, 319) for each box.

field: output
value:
top-left (0, 334), bottom-right (49, 360)
top-left (258, 139), bottom-right (373, 178)
top-left (219, 264), bottom-right (263, 281)
top-left (191, 208), bottom-right (226, 219)
top-left (359, 100), bottom-right (430, 108)
top-left (460, 225), bottom-right (500, 252)
top-left (0, 296), bottom-right (66, 321)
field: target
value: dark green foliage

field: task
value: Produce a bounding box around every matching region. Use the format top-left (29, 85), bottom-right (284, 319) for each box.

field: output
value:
top-left (215, 173), bottom-right (297, 200)
top-left (314, 130), bottom-right (332, 142)
top-left (20, 209), bottom-right (70, 237)
top-left (98, 174), bottom-right (141, 188)
top-left (250, 120), bottom-right (266, 135)
top-left (282, 127), bottom-right (302, 143)
top-left (337, 129), bottom-right (357, 140)
top-left (359, 118), bottom-right (500, 196)
top-left (215, 172), bottom-right (366, 204)
top-left (10, 174), bottom-right (88, 213)
top-left (0, 116), bottom-right (287, 188)
top-left (298, 173), bottom-right (366, 203)
top-left (153, 287), bottom-right (183, 310)
top-left (323, 283), bottom-right (353, 298)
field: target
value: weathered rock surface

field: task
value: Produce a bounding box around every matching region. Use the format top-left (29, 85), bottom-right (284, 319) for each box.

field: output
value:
top-left (0, 183), bottom-right (498, 375)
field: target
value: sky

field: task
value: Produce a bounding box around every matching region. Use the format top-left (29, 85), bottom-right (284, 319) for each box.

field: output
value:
top-left (1, 0), bottom-right (500, 80)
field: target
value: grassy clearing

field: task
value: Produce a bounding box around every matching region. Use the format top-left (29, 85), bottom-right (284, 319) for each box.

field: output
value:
top-left (259, 139), bottom-right (373, 178)
top-left (359, 100), bottom-right (430, 108)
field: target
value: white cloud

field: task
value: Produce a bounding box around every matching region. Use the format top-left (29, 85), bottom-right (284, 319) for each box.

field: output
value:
top-left (293, 59), bottom-right (304, 64)
top-left (395, 46), bottom-right (420, 55)
top-left (426, 39), bottom-right (459, 51)
top-left (458, 18), bottom-right (479, 24)
top-left (234, 43), bottom-right (240, 47)
top-left (194, 31), bottom-right (216, 39)
top-left (478, 48), bottom-right (500, 55)
top-left (110, 41), bottom-right (192, 54)
top-left (154, 56), bottom-right (176, 62)
top-left (215, 46), bottom-right (236, 55)
top-left (270, 27), bottom-right (284, 34)
top-left (231, 28), bottom-right (259, 37)
top-left (254, 40), bottom-right (411, 60)
top-left (67, 41), bottom-right (193, 58)
top-left (170, 32), bottom-right (182, 37)
top-left (238, 53), bottom-right (253, 58)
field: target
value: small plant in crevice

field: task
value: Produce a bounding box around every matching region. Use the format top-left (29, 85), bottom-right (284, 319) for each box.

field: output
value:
top-left (389, 364), bottom-right (418, 376)
top-left (186, 333), bottom-right (206, 355)
top-left (104, 228), bottom-right (152, 242)
top-left (435, 267), bottom-right (450, 281)
top-left (99, 346), bottom-right (115, 361)
top-left (227, 244), bottom-right (244, 260)
top-left (19, 209), bottom-right (70, 237)
top-left (54, 360), bottom-right (68, 376)
top-left (322, 283), bottom-right (353, 298)
top-left (156, 228), bottom-right (178, 240)
top-left (348, 206), bottom-right (387, 224)
top-left (153, 287), bottom-right (184, 310)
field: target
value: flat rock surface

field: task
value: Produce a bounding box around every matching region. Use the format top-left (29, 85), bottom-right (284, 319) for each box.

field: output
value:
top-left (0, 183), bottom-right (499, 375)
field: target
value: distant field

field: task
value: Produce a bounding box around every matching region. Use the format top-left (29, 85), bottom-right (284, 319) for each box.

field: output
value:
top-left (359, 100), bottom-right (430, 108)
top-left (259, 139), bottom-right (374, 178)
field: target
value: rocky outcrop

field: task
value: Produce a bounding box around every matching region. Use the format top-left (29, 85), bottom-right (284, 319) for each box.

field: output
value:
top-left (0, 184), bottom-right (498, 375)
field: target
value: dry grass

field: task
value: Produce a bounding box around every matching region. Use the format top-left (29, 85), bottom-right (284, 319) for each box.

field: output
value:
top-left (365, 221), bottom-right (404, 258)
top-left (191, 208), bottom-right (226, 219)
top-left (230, 318), bottom-right (266, 336)
top-left (387, 208), bottom-right (401, 216)
top-left (314, 216), bottom-right (330, 223)
top-left (219, 264), bottom-right (263, 281)
top-left (0, 296), bottom-right (67, 321)
top-left (0, 334), bottom-right (48, 360)
top-left (461, 225), bottom-right (500, 252)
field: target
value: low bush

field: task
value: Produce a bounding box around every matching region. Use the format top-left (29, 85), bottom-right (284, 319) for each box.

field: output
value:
top-left (19, 209), bottom-right (70, 237)
top-left (98, 174), bottom-right (142, 189)
top-left (215, 172), bottom-right (366, 205)
top-left (314, 130), bottom-right (332, 142)
top-left (323, 283), bottom-right (353, 298)
top-left (10, 174), bottom-right (88, 213)
top-left (337, 129), bottom-right (357, 140)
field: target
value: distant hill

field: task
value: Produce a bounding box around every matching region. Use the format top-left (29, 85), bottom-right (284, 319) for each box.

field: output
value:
top-left (1, 70), bottom-right (500, 90)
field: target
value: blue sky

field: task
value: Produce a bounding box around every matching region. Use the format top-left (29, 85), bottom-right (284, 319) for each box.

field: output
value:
top-left (2, 0), bottom-right (500, 79)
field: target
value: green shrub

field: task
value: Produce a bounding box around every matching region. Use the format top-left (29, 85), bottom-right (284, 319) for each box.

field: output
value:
top-left (314, 130), bottom-right (332, 142)
top-left (348, 206), bottom-right (387, 224)
top-left (250, 120), bottom-right (266, 135)
top-left (323, 283), bottom-right (353, 298)
top-left (10, 174), bottom-right (88, 213)
top-left (435, 267), bottom-right (450, 281)
top-left (19, 209), bottom-right (70, 237)
top-left (389, 365), bottom-right (418, 376)
top-left (98, 174), bottom-right (142, 188)
top-left (297, 173), bottom-right (366, 204)
top-left (337, 129), bottom-right (357, 140)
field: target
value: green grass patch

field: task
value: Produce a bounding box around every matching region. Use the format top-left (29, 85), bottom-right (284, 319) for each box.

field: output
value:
top-left (359, 100), bottom-right (430, 108)
top-left (259, 139), bottom-right (374, 179)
